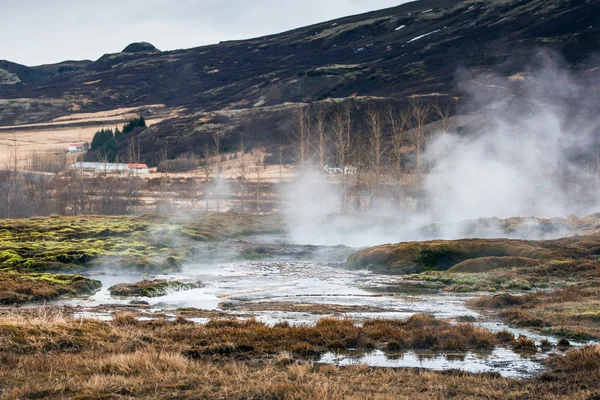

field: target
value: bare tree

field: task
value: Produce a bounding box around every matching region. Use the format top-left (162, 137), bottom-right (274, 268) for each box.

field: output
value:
top-left (1, 132), bottom-right (21, 218)
top-left (202, 143), bottom-right (212, 211)
top-left (237, 137), bottom-right (249, 213)
top-left (350, 127), bottom-right (365, 212)
top-left (278, 144), bottom-right (285, 183)
top-left (314, 104), bottom-right (328, 169)
top-left (366, 104), bottom-right (385, 201)
top-left (409, 97), bottom-right (431, 181)
top-left (433, 102), bottom-right (451, 132)
top-left (156, 144), bottom-right (171, 214)
top-left (253, 149), bottom-right (264, 213)
top-left (212, 132), bottom-right (224, 212)
top-left (387, 106), bottom-right (410, 201)
top-left (294, 105), bottom-right (312, 165)
top-left (124, 138), bottom-right (142, 213)
top-left (331, 102), bottom-right (353, 211)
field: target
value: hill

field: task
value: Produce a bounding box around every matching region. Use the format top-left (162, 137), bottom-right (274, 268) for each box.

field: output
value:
top-left (1, 0), bottom-right (599, 164)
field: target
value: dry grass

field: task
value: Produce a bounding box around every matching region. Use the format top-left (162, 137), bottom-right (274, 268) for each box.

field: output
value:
top-left (0, 273), bottom-right (100, 304)
top-left (0, 311), bottom-right (500, 357)
top-left (468, 287), bottom-right (600, 340)
top-left (0, 316), bottom-right (600, 400)
top-left (0, 310), bottom-right (599, 399)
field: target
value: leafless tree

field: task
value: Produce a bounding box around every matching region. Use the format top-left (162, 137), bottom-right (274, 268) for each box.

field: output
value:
top-left (253, 149), bottom-right (265, 213)
top-left (294, 105), bottom-right (312, 165)
top-left (124, 138), bottom-right (142, 213)
top-left (366, 104), bottom-right (385, 201)
top-left (314, 104), bottom-right (328, 169)
top-left (202, 143), bottom-right (212, 211)
top-left (409, 97), bottom-right (431, 181)
top-left (237, 137), bottom-right (249, 213)
top-left (351, 127), bottom-right (365, 212)
top-left (387, 106), bottom-right (410, 201)
top-left (278, 144), bottom-right (285, 183)
top-left (331, 102), bottom-right (353, 211)
top-left (155, 145), bottom-right (171, 214)
top-left (433, 102), bottom-right (452, 132)
top-left (1, 132), bottom-right (22, 218)
top-left (212, 132), bottom-right (224, 212)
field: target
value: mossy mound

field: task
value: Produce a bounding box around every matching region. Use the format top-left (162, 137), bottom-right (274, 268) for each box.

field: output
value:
top-left (448, 256), bottom-right (537, 273)
top-left (347, 234), bottom-right (600, 273)
top-left (0, 273), bottom-right (101, 304)
top-left (109, 280), bottom-right (202, 298)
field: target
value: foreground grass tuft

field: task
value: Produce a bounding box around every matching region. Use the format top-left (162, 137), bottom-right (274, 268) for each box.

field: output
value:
top-left (0, 310), bottom-right (599, 399)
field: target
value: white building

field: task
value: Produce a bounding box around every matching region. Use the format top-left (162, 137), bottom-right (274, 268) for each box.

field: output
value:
top-left (324, 164), bottom-right (357, 175)
top-left (69, 162), bottom-right (130, 174)
top-left (126, 164), bottom-right (149, 174)
top-left (68, 143), bottom-right (86, 153)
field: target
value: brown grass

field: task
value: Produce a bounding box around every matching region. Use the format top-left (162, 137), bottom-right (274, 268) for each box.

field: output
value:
top-left (0, 312), bottom-right (499, 358)
top-left (0, 310), bottom-right (599, 399)
top-left (468, 287), bottom-right (600, 340)
top-left (0, 273), bottom-right (101, 304)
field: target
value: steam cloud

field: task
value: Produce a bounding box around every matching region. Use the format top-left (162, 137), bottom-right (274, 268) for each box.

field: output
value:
top-left (283, 53), bottom-right (600, 247)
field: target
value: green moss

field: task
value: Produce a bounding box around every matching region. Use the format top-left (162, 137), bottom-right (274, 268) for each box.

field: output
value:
top-left (0, 213), bottom-right (282, 276)
top-left (0, 250), bottom-right (22, 266)
top-left (414, 245), bottom-right (463, 271)
top-left (109, 280), bottom-right (202, 298)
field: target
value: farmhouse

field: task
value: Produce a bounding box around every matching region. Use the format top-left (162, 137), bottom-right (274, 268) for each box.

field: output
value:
top-left (67, 143), bottom-right (86, 153)
top-left (126, 164), bottom-right (149, 174)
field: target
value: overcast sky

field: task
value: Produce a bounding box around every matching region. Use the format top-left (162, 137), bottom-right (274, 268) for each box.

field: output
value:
top-left (2, 0), bottom-right (412, 66)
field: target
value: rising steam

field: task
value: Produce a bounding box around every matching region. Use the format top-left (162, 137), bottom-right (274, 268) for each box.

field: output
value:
top-left (283, 53), bottom-right (600, 247)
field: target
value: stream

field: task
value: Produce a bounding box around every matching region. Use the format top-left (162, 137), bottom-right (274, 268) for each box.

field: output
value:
top-left (55, 234), bottom-right (594, 378)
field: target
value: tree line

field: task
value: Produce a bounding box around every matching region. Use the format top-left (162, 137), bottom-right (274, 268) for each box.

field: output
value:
top-left (87, 117), bottom-right (147, 163)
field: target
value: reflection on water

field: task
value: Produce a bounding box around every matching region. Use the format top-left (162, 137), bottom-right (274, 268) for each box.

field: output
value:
top-left (319, 348), bottom-right (546, 378)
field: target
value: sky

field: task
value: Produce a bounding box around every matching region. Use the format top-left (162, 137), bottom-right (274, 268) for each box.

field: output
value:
top-left (2, 0), bottom-right (412, 66)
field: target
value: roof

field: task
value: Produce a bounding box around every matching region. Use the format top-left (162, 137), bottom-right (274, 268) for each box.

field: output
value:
top-left (126, 164), bottom-right (149, 169)
top-left (70, 162), bottom-right (129, 169)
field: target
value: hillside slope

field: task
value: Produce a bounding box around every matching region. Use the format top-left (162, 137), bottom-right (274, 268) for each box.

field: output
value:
top-left (1, 0), bottom-right (599, 162)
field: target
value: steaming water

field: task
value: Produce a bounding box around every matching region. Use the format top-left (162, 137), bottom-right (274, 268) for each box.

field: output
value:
top-left (56, 234), bottom-right (594, 378)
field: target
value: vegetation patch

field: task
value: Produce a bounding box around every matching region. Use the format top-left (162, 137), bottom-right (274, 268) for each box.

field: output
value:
top-left (0, 310), bottom-right (599, 399)
top-left (109, 280), bottom-right (202, 298)
top-left (468, 287), bottom-right (600, 340)
top-left (0, 273), bottom-right (101, 304)
top-left (0, 213), bottom-right (281, 275)
top-left (346, 235), bottom-right (598, 272)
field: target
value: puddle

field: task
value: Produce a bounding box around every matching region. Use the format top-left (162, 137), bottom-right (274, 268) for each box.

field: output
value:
top-left (319, 348), bottom-right (546, 378)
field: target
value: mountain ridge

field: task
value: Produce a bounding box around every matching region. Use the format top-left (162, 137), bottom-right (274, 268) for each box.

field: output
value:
top-left (1, 0), bottom-right (599, 164)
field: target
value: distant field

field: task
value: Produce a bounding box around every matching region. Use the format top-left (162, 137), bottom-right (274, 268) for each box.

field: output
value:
top-left (0, 106), bottom-right (176, 169)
